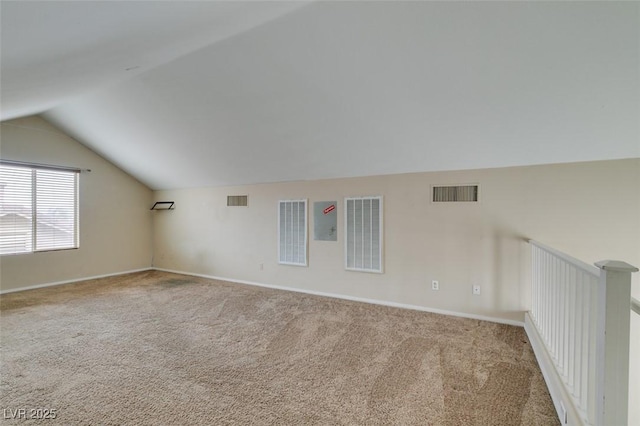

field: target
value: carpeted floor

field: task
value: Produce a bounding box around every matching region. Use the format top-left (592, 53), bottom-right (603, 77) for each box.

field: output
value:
top-left (0, 271), bottom-right (558, 425)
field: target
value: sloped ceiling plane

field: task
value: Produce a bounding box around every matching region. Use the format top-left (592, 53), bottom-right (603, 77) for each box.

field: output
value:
top-left (2, 1), bottom-right (638, 190)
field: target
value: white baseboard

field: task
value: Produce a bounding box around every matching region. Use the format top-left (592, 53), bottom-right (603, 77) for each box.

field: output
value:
top-left (0, 268), bottom-right (154, 295)
top-left (524, 313), bottom-right (583, 425)
top-left (154, 267), bottom-right (524, 327)
top-left (1, 265), bottom-right (525, 327)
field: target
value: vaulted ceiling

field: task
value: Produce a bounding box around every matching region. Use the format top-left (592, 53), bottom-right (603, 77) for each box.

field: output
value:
top-left (2, 1), bottom-right (638, 190)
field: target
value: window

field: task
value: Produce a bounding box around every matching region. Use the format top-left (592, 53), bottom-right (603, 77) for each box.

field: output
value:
top-left (345, 196), bottom-right (383, 273)
top-left (0, 163), bottom-right (78, 255)
top-left (278, 199), bottom-right (307, 266)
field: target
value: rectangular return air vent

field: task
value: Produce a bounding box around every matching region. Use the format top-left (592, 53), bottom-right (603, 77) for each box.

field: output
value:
top-left (432, 185), bottom-right (479, 202)
top-left (227, 195), bottom-right (248, 207)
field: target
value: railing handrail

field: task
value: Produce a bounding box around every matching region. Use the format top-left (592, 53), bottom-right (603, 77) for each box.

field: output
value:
top-left (632, 297), bottom-right (640, 316)
top-left (529, 239), bottom-right (601, 277)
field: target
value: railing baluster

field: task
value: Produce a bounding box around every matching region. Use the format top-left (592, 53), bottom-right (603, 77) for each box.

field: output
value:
top-left (550, 255), bottom-right (556, 358)
top-left (559, 260), bottom-right (566, 376)
top-left (568, 264), bottom-right (575, 391)
top-left (531, 246), bottom-right (535, 318)
top-left (545, 253), bottom-right (553, 348)
top-left (532, 246), bottom-right (537, 323)
top-left (544, 251), bottom-right (548, 342)
top-left (574, 273), bottom-right (582, 404)
top-left (581, 271), bottom-right (590, 415)
top-left (553, 256), bottom-right (559, 360)
top-left (590, 275), bottom-right (599, 423)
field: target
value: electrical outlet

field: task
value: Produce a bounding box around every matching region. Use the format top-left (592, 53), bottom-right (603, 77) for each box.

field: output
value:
top-left (259, 263), bottom-right (264, 271)
top-left (473, 285), bottom-right (481, 295)
top-left (431, 280), bottom-right (439, 291)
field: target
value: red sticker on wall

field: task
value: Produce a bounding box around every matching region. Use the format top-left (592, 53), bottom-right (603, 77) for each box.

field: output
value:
top-left (323, 204), bottom-right (336, 215)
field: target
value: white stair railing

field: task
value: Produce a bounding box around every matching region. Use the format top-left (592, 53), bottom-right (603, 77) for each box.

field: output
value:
top-left (525, 240), bottom-right (637, 426)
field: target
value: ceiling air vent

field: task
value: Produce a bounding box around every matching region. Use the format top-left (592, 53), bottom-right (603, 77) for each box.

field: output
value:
top-left (432, 185), bottom-right (478, 202)
top-left (227, 195), bottom-right (248, 207)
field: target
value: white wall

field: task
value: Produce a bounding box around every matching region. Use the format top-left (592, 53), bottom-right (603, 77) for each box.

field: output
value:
top-left (0, 116), bottom-right (153, 291)
top-left (153, 158), bottom-right (640, 420)
top-left (152, 159), bottom-right (640, 324)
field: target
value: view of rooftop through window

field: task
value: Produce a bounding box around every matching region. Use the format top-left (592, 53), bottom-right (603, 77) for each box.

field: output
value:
top-left (0, 164), bottom-right (78, 255)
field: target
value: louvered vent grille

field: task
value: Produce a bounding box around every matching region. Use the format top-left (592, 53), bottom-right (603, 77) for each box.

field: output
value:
top-left (227, 195), bottom-right (248, 206)
top-left (345, 196), bottom-right (383, 273)
top-left (433, 185), bottom-right (478, 202)
top-left (278, 200), bottom-right (307, 266)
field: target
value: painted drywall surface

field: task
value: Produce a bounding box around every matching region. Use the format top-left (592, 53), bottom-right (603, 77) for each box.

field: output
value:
top-left (0, 116), bottom-right (153, 291)
top-left (152, 159), bottom-right (640, 323)
top-left (153, 158), bottom-right (640, 419)
top-left (43, 2), bottom-right (640, 190)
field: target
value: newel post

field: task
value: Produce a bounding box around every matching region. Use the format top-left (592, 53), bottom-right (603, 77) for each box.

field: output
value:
top-left (594, 260), bottom-right (638, 426)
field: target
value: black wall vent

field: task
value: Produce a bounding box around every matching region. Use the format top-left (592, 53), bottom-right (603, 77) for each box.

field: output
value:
top-left (227, 195), bottom-right (248, 206)
top-left (432, 185), bottom-right (479, 202)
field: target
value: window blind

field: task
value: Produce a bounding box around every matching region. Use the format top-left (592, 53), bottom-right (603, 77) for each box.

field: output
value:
top-left (35, 169), bottom-right (78, 251)
top-left (345, 196), bottom-right (382, 273)
top-left (278, 200), bottom-right (307, 266)
top-left (0, 164), bottom-right (78, 255)
top-left (0, 166), bottom-right (33, 254)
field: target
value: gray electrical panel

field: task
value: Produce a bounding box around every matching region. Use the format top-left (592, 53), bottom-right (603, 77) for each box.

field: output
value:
top-left (313, 201), bottom-right (337, 241)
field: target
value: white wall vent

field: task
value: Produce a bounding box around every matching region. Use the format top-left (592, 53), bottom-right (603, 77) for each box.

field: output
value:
top-left (432, 185), bottom-right (479, 202)
top-left (227, 195), bottom-right (248, 206)
top-left (278, 199), bottom-right (308, 266)
top-left (345, 196), bottom-right (383, 273)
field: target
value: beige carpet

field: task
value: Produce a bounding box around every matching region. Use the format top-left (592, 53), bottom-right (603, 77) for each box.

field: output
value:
top-left (0, 271), bottom-right (557, 425)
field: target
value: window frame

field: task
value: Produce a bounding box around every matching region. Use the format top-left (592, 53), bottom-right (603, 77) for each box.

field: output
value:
top-left (277, 199), bottom-right (308, 267)
top-left (344, 195), bottom-right (383, 273)
top-left (0, 162), bottom-right (79, 256)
